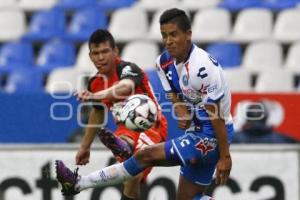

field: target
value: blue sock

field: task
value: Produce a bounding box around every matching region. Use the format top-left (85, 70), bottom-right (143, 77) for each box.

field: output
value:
top-left (193, 194), bottom-right (214, 200)
top-left (123, 156), bottom-right (144, 176)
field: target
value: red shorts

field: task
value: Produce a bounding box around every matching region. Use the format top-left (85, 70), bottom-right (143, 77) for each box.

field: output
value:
top-left (114, 115), bottom-right (168, 181)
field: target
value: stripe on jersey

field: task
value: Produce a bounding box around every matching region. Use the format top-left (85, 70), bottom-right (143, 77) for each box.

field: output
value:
top-left (159, 50), bottom-right (182, 93)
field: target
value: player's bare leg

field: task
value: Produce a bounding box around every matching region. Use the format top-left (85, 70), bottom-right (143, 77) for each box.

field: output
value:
top-left (55, 143), bottom-right (168, 196)
top-left (176, 175), bottom-right (207, 200)
top-left (122, 173), bottom-right (144, 199)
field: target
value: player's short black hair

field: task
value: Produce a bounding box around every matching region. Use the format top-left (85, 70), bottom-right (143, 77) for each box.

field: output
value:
top-left (88, 29), bottom-right (116, 49)
top-left (159, 8), bottom-right (191, 32)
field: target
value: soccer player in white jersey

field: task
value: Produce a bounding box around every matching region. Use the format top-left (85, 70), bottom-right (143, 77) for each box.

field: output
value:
top-left (55, 8), bottom-right (233, 200)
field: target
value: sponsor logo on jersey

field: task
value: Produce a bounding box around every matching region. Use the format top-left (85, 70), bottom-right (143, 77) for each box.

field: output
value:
top-left (121, 65), bottom-right (138, 78)
top-left (198, 84), bottom-right (209, 94)
top-left (166, 71), bottom-right (172, 80)
top-left (181, 88), bottom-right (202, 104)
top-left (208, 84), bottom-right (218, 93)
top-left (195, 138), bottom-right (217, 156)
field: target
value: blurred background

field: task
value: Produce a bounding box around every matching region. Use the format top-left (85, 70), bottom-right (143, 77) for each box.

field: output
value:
top-left (0, 0), bottom-right (300, 199)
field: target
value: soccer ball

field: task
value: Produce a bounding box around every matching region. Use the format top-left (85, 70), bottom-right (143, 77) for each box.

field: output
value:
top-left (120, 94), bottom-right (158, 131)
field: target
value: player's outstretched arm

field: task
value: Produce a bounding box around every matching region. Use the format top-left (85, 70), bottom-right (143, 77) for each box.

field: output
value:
top-left (205, 101), bottom-right (232, 185)
top-left (75, 79), bottom-right (135, 102)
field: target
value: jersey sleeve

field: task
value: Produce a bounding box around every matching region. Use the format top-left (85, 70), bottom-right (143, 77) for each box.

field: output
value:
top-left (118, 62), bottom-right (143, 86)
top-left (190, 54), bottom-right (224, 103)
top-left (155, 56), bottom-right (172, 92)
top-left (206, 69), bottom-right (224, 102)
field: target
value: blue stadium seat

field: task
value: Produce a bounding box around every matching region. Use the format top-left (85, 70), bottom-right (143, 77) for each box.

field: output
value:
top-left (98, 0), bottom-right (136, 10)
top-left (0, 42), bottom-right (34, 71)
top-left (219, 0), bottom-right (262, 11)
top-left (206, 42), bottom-right (242, 68)
top-left (56, 0), bottom-right (97, 10)
top-left (5, 68), bottom-right (44, 93)
top-left (22, 8), bottom-right (65, 42)
top-left (261, 0), bottom-right (300, 11)
top-left (36, 40), bottom-right (76, 72)
top-left (64, 7), bottom-right (107, 42)
top-left (145, 70), bottom-right (164, 97)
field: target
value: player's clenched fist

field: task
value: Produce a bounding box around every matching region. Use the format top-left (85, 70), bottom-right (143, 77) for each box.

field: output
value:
top-left (74, 90), bottom-right (94, 101)
top-left (174, 103), bottom-right (192, 129)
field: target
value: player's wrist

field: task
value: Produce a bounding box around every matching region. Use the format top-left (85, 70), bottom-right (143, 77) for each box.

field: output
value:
top-left (219, 153), bottom-right (231, 159)
top-left (79, 144), bottom-right (91, 151)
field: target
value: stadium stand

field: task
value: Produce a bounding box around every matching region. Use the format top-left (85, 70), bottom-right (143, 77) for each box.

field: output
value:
top-left (0, 41), bottom-right (34, 71)
top-left (0, 0), bottom-right (18, 9)
top-left (98, 0), bottom-right (136, 11)
top-left (206, 42), bottom-right (242, 68)
top-left (74, 43), bottom-right (98, 74)
top-left (22, 8), bottom-right (65, 42)
top-left (109, 7), bottom-right (148, 42)
top-left (55, 0), bottom-right (97, 11)
top-left (5, 68), bottom-right (44, 93)
top-left (192, 8), bottom-right (231, 42)
top-left (19, 0), bottom-right (58, 11)
top-left (147, 9), bottom-right (165, 41)
top-left (254, 69), bottom-right (295, 92)
top-left (0, 9), bottom-right (26, 42)
top-left (45, 68), bottom-right (85, 94)
top-left (180, 0), bottom-right (222, 11)
top-left (134, 0), bottom-right (180, 12)
top-left (230, 8), bottom-right (273, 42)
top-left (121, 40), bottom-right (159, 70)
top-left (261, 0), bottom-right (300, 11)
top-left (64, 7), bottom-right (108, 42)
top-left (219, 0), bottom-right (261, 11)
top-left (242, 41), bottom-right (283, 73)
top-left (36, 40), bottom-right (75, 73)
top-left (223, 68), bottom-right (252, 92)
top-left (273, 8), bottom-right (300, 43)
top-left (284, 41), bottom-right (300, 73)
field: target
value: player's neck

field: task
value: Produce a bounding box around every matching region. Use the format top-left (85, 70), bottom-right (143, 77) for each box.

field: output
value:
top-left (104, 65), bottom-right (116, 78)
top-left (175, 43), bottom-right (193, 64)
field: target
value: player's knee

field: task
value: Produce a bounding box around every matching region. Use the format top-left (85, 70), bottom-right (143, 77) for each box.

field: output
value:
top-left (135, 146), bottom-right (156, 166)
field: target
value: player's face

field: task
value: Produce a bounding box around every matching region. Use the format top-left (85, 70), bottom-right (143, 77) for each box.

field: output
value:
top-left (89, 41), bottom-right (118, 76)
top-left (160, 23), bottom-right (192, 63)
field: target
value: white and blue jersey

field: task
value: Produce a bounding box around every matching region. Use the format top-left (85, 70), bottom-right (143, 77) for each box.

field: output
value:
top-left (156, 44), bottom-right (234, 185)
top-left (156, 44), bottom-right (233, 136)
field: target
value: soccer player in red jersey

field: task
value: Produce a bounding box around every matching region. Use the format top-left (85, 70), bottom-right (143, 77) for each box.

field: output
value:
top-left (73, 29), bottom-right (167, 200)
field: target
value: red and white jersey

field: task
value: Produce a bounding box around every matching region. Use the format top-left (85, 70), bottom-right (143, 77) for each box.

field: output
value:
top-left (88, 58), bottom-right (167, 140)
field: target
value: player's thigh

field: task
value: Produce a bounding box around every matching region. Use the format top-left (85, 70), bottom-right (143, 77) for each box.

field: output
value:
top-left (176, 174), bottom-right (207, 200)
